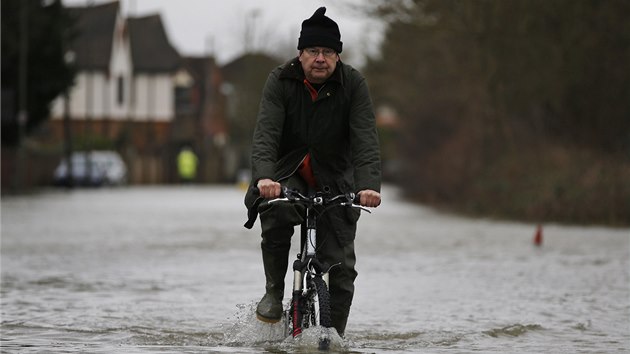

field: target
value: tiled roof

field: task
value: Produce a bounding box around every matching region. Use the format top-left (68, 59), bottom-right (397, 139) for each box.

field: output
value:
top-left (67, 1), bottom-right (119, 71)
top-left (128, 14), bottom-right (181, 73)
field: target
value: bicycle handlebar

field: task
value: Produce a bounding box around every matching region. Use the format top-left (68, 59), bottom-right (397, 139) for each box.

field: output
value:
top-left (253, 186), bottom-right (371, 213)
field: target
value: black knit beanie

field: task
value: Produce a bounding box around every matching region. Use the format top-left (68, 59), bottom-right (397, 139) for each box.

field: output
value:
top-left (297, 7), bottom-right (343, 53)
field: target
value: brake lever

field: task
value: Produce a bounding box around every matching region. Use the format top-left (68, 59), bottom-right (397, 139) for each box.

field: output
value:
top-left (339, 195), bottom-right (372, 213)
top-left (351, 204), bottom-right (372, 213)
top-left (268, 197), bottom-right (291, 204)
top-left (348, 192), bottom-right (372, 213)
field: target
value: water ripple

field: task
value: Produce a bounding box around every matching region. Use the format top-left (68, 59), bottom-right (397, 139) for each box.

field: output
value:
top-left (483, 323), bottom-right (544, 337)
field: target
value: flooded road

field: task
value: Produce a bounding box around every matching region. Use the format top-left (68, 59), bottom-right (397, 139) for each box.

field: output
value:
top-left (1, 185), bottom-right (628, 353)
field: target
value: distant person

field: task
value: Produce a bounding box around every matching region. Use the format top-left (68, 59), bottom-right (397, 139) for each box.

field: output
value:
top-left (243, 7), bottom-right (381, 337)
top-left (177, 147), bottom-right (198, 183)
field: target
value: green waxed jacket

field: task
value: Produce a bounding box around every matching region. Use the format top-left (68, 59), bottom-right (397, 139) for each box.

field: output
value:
top-left (244, 57), bottom-right (381, 228)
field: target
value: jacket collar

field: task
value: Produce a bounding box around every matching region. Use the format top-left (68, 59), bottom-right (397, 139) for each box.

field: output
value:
top-left (279, 57), bottom-right (344, 86)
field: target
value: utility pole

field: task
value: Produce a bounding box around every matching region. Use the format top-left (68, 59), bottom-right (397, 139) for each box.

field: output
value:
top-left (84, 1), bottom-right (94, 185)
top-left (205, 34), bottom-right (214, 57)
top-left (63, 50), bottom-right (76, 188)
top-left (244, 9), bottom-right (260, 53)
top-left (13, 0), bottom-right (29, 191)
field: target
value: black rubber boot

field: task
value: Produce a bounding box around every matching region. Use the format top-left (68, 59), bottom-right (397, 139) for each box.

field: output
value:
top-left (256, 249), bottom-right (288, 323)
top-left (331, 312), bottom-right (349, 337)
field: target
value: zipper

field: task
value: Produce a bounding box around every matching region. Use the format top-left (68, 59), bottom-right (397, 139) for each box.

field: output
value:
top-left (277, 154), bottom-right (308, 183)
top-left (303, 80), bottom-right (326, 102)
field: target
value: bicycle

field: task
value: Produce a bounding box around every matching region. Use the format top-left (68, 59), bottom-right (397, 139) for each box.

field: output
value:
top-left (264, 186), bottom-right (370, 350)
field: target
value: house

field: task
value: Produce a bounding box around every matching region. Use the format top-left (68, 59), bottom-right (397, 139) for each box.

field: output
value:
top-left (125, 13), bottom-right (182, 183)
top-left (50, 1), bottom-right (132, 141)
top-left (176, 56), bottom-right (229, 183)
top-left (49, 1), bottom-right (197, 184)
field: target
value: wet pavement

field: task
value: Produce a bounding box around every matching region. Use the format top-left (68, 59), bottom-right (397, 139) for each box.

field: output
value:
top-left (1, 185), bottom-right (629, 353)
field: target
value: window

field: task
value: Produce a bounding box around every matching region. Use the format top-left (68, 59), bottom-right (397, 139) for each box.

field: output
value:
top-left (117, 76), bottom-right (124, 105)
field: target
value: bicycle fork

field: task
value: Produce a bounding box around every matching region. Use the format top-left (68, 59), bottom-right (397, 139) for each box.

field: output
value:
top-left (290, 208), bottom-right (330, 337)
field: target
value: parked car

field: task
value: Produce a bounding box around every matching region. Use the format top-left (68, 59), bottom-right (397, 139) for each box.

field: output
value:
top-left (53, 151), bottom-right (127, 187)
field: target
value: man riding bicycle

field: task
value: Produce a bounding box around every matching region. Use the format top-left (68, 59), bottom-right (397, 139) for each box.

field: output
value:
top-left (244, 7), bottom-right (381, 337)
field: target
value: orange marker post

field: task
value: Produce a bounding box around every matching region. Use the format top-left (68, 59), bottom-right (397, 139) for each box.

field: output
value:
top-left (533, 224), bottom-right (543, 247)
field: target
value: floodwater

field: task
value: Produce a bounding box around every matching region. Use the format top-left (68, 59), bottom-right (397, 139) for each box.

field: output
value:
top-left (1, 185), bottom-right (628, 353)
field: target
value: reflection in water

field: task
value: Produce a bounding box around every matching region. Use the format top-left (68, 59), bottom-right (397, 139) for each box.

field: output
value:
top-left (1, 186), bottom-right (629, 353)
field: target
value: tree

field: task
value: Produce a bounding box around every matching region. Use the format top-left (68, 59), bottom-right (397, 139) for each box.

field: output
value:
top-left (221, 53), bottom-right (281, 171)
top-left (1, 0), bottom-right (75, 146)
top-left (363, 0), bottom-right (630, 224)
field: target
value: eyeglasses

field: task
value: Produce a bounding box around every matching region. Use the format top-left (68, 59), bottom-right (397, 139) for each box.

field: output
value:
top-left (303, 48), bottom-right (337, 58)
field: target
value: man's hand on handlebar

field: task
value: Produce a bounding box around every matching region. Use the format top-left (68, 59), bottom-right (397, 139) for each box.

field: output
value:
top-left (257, 178), bottom-right (282, 199)
top-left (256, 179), bottom-right (380, 207)
top-left (357, 189), bottom-right (381, 208)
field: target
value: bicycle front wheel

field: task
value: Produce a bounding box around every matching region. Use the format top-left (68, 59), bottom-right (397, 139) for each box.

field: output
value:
top-left (313, 277), bottom-right (331, 328)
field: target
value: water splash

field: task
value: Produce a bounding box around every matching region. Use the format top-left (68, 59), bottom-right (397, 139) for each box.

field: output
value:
top-left (280, 327), bottom-right (346, 352)
top-left (223, 301), bottom-right (346, 351)
top-left (223, 302), bottom-right (287, 345)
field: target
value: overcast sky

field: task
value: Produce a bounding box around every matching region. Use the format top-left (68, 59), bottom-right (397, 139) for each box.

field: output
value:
top-left (61, 0), bottom-right (384, 66)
